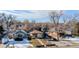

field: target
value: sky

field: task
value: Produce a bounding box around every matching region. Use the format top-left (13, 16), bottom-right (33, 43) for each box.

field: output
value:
top-left (0, 10), bottom-right (79, 23)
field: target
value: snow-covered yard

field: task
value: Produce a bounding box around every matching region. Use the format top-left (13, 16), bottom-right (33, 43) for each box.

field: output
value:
top-left (2, 38), bottom-right (31, 48)
top-left (64, 37), bottom-right (79, 40)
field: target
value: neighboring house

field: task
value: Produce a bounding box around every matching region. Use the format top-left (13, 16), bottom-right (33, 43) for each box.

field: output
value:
top-left (47, 32), bottom-right (59, 41)
top-left (48, 28), bottom-right (59, 40)
top-left (65, 30), bottom-right (72, 35)
top-left (72, 22), bottom-right (79, 36)
top-left (30, 30), bottom-right (42, 39)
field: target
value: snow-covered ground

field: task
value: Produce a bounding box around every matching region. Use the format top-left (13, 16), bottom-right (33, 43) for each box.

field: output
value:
top-left (2, 37), bottom-right (31, 48)
top-left (14, 44), bottom-right (31, 48)
top-left (64, 37), bottom-right (79, 44)
top-left (65, 37), bottom-right (79, 40)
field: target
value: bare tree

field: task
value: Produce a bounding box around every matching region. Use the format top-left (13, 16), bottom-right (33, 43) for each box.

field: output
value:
top-left (68, 14), bottom-right (79, 35)
top-left (49, 10), bottom-right (63, 40)
top-left (0, 13), bottom-right (16, 33)
top-left (62, 14), bottom-right (72, 32)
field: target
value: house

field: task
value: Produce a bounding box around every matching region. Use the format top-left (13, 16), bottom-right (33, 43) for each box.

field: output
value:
top-left (47, 28), bottom-right (59, 40)
top-left (30, 30), bottom-right (43, 39)
top-left (72, 22), bottom-right (79, 36)
top-left (47, 31), bottom-right (59, 41)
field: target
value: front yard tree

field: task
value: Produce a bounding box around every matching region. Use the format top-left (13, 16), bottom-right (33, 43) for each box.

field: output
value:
top-left (69, 14), bottom-right (79, 36)
top-left (49, 10), bottom-right (63, 40)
